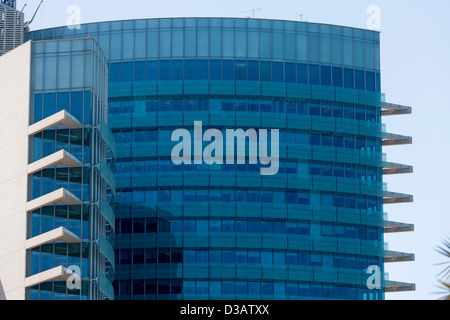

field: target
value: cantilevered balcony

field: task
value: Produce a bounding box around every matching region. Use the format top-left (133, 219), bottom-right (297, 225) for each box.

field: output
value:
top-left (385, 280), bottom-right (416, 293)
top-left (382, 132), bottom-right (413, 147)
top-left (26, 188), bottom-right (82, 212)
top-left (27, 149), bottom-right (82, 175)
top-left (381, 98), bottom-right (414, 294)
top-left (383, 191), bottom-right (413, 204)
top-left (385, 250), bottom-right (415, 263)
top-left (28, 110), bottom-right (83, 136)
top-left (26, 226), bottom-right (81, 250)
top-left (24, 266), bottom-right (76, 288)
top-left (383, 162), bottom-right (414, 175)
top-left (384, 220), bottom-right (415, 234)
top-left (381, 102), bottom-right (412, 117)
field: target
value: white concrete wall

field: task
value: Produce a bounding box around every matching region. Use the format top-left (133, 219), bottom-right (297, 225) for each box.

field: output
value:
top-left (0, 41), bottom-right (32, 300)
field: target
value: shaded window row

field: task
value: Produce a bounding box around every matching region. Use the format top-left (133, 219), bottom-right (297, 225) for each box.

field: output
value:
top-left (116, 247), bottom-right (380, 270)
top-left (116, 217), bottom-right (380, 241)
top-left (115, 188), bottom-right (381, 211)
top-left (115, 157), bottom-right (380, 182)
top-left (109, 60), bottom-right (380, 92)
top-left (114, 278), bottom-right (380, 300)
top-left (33, 91), bottom-right (92, 124)
top-left (112, 128), bottom-right (380, 152)
top-left (29, 242), bottom-right (89, 277)
top-left (111, 96), bottom-right (380, 123)
top-left (29, 205), bottom-right (89, 239)
top-left (31, 128), bottom-right (91, 163)
top-left (116, 217), bottom-right (310, 236)
top-left (116, 158), bottom-right (298, 175)
top-left (31, 168), bottom-right (90, 201)
top-left (309, 161), bottom-right (380, 182)
top-left (116, 188), bottom-right (310, 206)
top-left (29, 281), bottom-right (89, 300)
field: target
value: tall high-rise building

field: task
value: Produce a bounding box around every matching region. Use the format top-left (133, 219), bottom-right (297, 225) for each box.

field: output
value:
top-left (0, 17), bottom-right (414, 300)
top-left (0, 2), bottom-right (23, 56)
top-left (1, 0), bottom-right (16, 9)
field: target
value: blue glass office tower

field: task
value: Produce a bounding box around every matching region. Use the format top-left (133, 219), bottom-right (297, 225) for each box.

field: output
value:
top-left (25, 17), bottom-right (414, 300)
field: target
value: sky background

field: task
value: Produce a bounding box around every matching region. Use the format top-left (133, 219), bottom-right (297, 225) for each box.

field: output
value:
top-left (18, 0), bottom-right (450, 300)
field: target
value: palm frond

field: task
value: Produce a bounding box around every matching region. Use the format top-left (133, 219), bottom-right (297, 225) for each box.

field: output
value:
top-left (435, 281), bottom-right (450, 301)
top-left (436, 239), bottom-right (450, 257)
top-left (436, 237), bottom-right (450, 300)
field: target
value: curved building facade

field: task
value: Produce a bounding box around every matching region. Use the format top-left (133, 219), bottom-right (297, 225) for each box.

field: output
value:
top-left (24, 17), bottom-right (414, 300)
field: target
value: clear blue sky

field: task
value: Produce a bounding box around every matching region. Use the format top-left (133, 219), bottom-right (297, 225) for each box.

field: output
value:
top-left (20, 0), bottom-right (450, 300)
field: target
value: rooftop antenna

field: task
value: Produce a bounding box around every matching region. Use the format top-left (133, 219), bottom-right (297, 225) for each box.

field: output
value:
top-left (241, 8), bottom-right (261, 19)
top-left (297, 13), bottom-right (307, 22)
top-left (24, 0), bottom-right (43, 32)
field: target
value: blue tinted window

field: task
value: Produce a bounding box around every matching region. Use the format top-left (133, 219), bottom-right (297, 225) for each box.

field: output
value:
top-left (43, 93), bottom-right (56, 119)
top-left (248, 61), bottom-right (259, 81)
top-left (273, 100), bottom-right (284, 113)
top-left (309, 65), bottom-right (319, 85)
top-left (297, 63), bottom-right (308, 84)
top-left (134, 61), bottom-right (146, 81)
top-left (235, 60), bottom-right (246, 80)
top-left (261, 251), bottom-right (273, 264)
top-left (273, 62), bottom-right (283, 82)
top-left (172, 60), bottom-right (183, 80)
top-left (210, 60), bottom-right (221, 80)
top-left (122, 62), bottom-right (133, 82)
top-left (299, 284), bottom-right (310, 297)
top-left (57, 92), bottom-right (69, 113)
top-left (210, 281), bottom-right (221, 295)
top-left (222, 60), bottom-right (234, 80)
top-left (332, 67), bottom-right (343, 87)
top-left (183, 251), bottom-right (195, 263)
top-left (285, 62), bottom-right (296, 83)
top-left (197, 60), bottom-right (209, 80)
top-left (261, 282), bottom-right (274, 295)
top-left (376, 72), bottom-right (381, 92)
top-left (34, 94), bottom-right (43, 122)
top-left (147, 61), bottom-right (158, 81)
top-left (70, 92), bottom-right (83, 121)
top-left (308, 34), bottom-right (319, 62)
top-left (236, 281), bottom-right (247, 295)
top-left (357, 225), bottom-right (367, 240)
top-left (274, 251), bottom-right (285, 264)
top-left (159, 61), bottom-right (171, 80)
top-left (197, 250), bottom-right (208, 263)
top-left (287, 283), bottom-right (298, 296)
top-left (248, 281), bottom-right (260, 296)
top-left (110, 63), bottom-right (121, 83)
top-left (323, 285), bottom-right (334, 298)
top-left (210, 250), bottom-right (221, 263)
top-left (355, 70), bottom-right (365, 90)
top-left (184, 60), bottom-right (196, 80)
top-left (84, 91), bottom-right (91, 124)
top-left (310, 254), bottom-right (322, 266)
top-left (309, 101), bottom-right (320, 116)
top-left (223, 251), bottom-right (235, 263)
top-left (260, 61), bottom-right (271, 81)
top-left (366, 71), bottom-right (375, 91)
top-left (344, 68), bottom-right (354, 88)
top-left (320, 65), bottom-right (331, 86)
